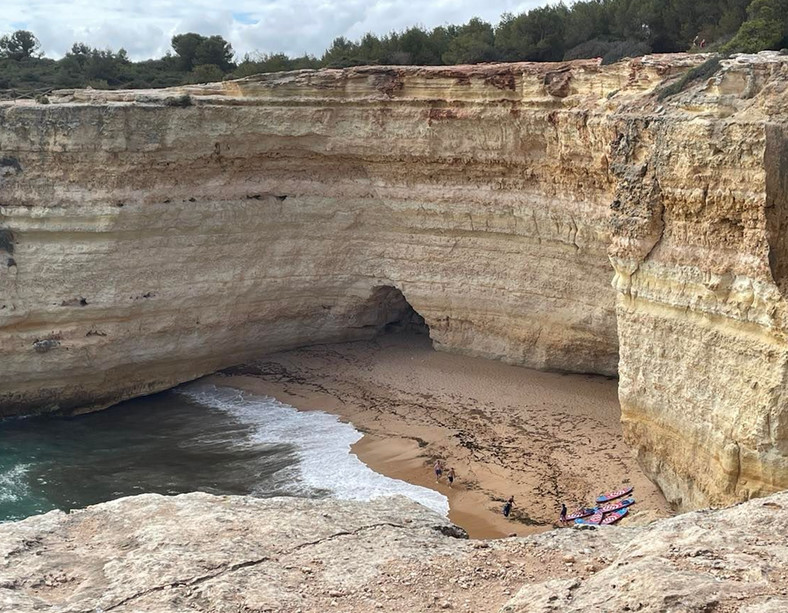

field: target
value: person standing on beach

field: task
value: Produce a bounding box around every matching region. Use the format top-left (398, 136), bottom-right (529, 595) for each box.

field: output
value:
top-left (447, 467), bottom-right (455, 488)
top-left (559, 503), bottom-right (567, 524)
top-left (434, 460), bottom-right (443, 483)
top-left (503, 496), bottom-right (514, 517)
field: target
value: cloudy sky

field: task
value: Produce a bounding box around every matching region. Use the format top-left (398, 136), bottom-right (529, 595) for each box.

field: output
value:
top-left (4, 1), bottom-right (548, 61)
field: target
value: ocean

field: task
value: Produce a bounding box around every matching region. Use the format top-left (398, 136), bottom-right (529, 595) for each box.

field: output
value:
top-left (0, 382), bottom-right (448, 523)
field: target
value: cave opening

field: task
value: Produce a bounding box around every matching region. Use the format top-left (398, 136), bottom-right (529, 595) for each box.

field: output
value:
top-left (360, 285), bottom-right (431, 339)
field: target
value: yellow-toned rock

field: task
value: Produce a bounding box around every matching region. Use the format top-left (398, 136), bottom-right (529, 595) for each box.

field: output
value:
top-left (2, 52), bottom-right (788, 511)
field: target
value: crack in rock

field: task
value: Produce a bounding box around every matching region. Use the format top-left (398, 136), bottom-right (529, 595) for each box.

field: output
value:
top-left (94, 521), bottom-right (408, 612)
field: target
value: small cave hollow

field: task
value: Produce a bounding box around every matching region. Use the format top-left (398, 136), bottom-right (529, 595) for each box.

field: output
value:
top-left (356, 285), bottom-right (431, 339)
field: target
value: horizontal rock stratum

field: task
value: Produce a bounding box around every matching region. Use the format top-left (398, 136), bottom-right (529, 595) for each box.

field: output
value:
top-left (1, 52), bottom-right (788, 510)
top-left (1, 492), bottom-right (787, 612)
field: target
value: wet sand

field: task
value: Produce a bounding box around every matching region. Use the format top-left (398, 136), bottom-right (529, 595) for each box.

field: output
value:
top-left (208, 334), bottom-right (671, 538)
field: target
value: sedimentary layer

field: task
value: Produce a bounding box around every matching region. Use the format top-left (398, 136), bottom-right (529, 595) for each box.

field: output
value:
top-left (1, 492), bottom-right (787, 612)
top-left (608, 54), bottom-right (788, 509)
top-left (0, 56), bottom-right (664, 417)
top-left (2, 52), bottom-right (788, 510)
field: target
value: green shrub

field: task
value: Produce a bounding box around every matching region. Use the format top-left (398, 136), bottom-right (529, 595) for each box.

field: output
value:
top-left (723, 0), bottom-right (788, 53)
top-left (657, 56), bottom-right (724, 101)
top-left (601, 40), bottom-right (651, 65)
top-left (164, 93), bottom-right (192, 107)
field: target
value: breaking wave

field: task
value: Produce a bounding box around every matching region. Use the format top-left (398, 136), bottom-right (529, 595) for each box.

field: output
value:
top-left (177, 383), bottom-right (448, 516)
top-left (0, 463), bottom-right (30, 505)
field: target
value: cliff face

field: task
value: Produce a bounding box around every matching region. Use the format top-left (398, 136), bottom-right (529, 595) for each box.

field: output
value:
top-left (1, 53), bottom-right (788, 510)
top-left (2, 492), bottom-right (787, 612)
top-left (608, 54), bottom-right (788, 509)
top-left (0, 58), bottom-right (632, 415)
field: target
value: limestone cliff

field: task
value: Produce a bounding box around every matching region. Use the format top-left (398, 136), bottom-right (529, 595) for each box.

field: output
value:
top-left (2, 53), bottom-right (788, 511)
top-left (0, 58), bottom-right (629, 418)
top-left (608, 53), bottom-right (788, 510)
top-left (1, 492), bottom-right (787, 612)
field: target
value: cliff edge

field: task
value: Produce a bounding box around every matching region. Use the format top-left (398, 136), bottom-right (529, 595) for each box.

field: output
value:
top-left (1, 492), bottom-right (787, 612)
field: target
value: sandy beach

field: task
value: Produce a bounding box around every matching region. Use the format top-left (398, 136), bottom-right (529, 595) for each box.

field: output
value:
top-left (208, 333), bottom-right (670, 538)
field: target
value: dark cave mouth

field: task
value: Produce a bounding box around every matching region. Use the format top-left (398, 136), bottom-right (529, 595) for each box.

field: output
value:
top-left (356, 285), bottom-right (431, 338)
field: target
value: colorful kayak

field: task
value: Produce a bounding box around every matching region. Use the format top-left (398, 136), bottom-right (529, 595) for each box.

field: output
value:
top-left (565, 507), bottom-right (596, 521)
top-left (595, 497), bottom-right (635, 514)
top-left (600, 508), bottom-right (629, 525)
top-left (574, 511), bottom-right (604, 526)
top-left (596, 486), bottom-right (634, 503)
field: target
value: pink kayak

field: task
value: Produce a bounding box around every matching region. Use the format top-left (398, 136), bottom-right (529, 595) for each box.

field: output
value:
top-left (565, 507), bottom-right (596, 521)
top-left (595, 497), bottom-right (635, 514)
top-left (596, 486), bottom-right (634, 503)
top-left (574, 511), bottom-right (604, 526)
top-left (600, 508), bottom-right (629, 525)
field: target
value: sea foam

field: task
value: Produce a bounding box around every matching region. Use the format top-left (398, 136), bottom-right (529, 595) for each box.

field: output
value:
top-left (0, 463), bottom-right (30, 504)
top-left (177, 383), bottom-right (449, 516)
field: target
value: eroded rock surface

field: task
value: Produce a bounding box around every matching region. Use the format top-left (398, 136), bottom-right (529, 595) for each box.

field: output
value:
top-left (1, 492), bottom-right (787, 612)
top-left (608, 54), bottom-right (788, 510)
top-left (2, 52), bottom-right (788, 510)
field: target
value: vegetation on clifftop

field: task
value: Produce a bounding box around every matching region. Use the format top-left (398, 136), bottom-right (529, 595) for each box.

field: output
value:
top-left (1, 0), bottom-right (787, 97)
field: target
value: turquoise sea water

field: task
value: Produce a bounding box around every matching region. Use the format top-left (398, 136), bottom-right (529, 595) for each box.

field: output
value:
top-left (0, 383), bottom-right (447, 523)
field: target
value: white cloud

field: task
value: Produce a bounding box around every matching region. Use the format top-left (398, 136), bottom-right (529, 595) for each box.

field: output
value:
top-left (2, 0), bottom-right (546, 61)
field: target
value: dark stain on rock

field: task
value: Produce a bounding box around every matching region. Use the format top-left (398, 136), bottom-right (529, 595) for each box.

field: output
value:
top-left (484, 73), bottom-right (516, 91)
top-left (427, 108), bottom-right (459, 122)
top-left (433, 524), bottom-right (469, 539)
top-left (0, 229), bottom-right (14, 254)
top-left (60, 297), bottom-right (88, 307)
top-left (543, 69), bottom-right (572, 98)
top-left (164, 94), bottom-right (192, 108)
top-left (0, 156), bottom-right (22, 173)
top-left (372, 70), bottom-right (405, 98)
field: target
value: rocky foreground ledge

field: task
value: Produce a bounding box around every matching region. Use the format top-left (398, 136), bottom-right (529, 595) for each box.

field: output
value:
top-left (1, 492), bottom-right (786, 612)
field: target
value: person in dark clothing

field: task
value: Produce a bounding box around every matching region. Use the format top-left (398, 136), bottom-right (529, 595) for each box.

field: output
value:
top-left (447, 467), bottom-right (455, 488)
top-left (503, 496), bottom-right (514, 517)
top-left (560, 503), bottom-right (567, 524)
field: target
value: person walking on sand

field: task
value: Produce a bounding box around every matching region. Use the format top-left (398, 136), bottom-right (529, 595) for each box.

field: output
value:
top-left (434, 460), bottom-right (443, 483)
top-left (560, 503), bottom-right (567, 525)
top-left (503, 496), bottom-right (514, 518)
top-left (447, 467), bottom-right (455, 488)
